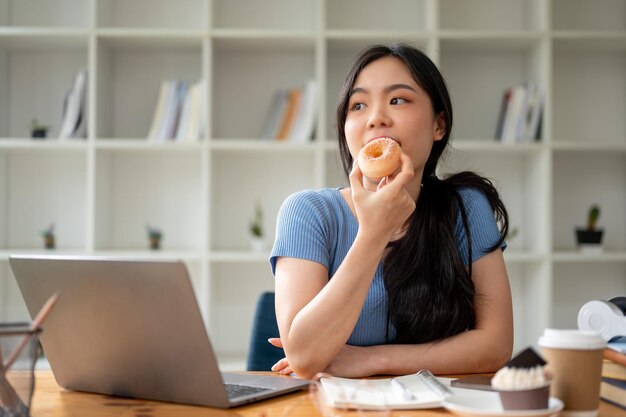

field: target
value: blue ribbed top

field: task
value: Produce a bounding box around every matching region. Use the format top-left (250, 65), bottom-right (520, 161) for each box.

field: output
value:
top-left (270, 187), bottom-right (505, 346)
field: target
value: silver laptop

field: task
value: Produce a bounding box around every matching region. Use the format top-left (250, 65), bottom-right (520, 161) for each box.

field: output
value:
top-left (9, 254), bottom-right (309, 408)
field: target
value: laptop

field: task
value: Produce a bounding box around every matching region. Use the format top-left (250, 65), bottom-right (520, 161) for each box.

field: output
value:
top-left (9, 254), bottom-right (309, 408)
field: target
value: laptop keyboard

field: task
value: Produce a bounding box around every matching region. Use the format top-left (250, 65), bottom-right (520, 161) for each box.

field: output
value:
top-left (225, 383), bottom-right (273, 399)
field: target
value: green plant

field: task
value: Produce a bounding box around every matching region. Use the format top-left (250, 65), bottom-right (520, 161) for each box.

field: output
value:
top-left (249, 203), bottom-right (264, 238)
top-left (30, 118), bottom-right (48, 131)
top-left (146, 224), bottom-right (162, 239)
top-left (586, 205), bottom-right (601, 231)
top-left (40, 223), bottom-right (55, 238)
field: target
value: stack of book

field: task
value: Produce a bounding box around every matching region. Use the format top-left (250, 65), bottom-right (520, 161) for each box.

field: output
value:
top-left (147, 80), bottom-right (206, 142)
top-left (494, 82), bottom-right (543, 144)
top-left (259, 79), bottom-right (317, 143)
top-left (601, 341), bottom-right (626, 409)
top-left (59, 68), bottom-right (88, 140)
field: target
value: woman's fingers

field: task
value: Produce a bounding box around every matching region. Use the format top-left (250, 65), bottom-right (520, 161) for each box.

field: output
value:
top-left (268, 337), bottom-right (283, 348)
top-left (271, 357), bottom-right (289, 372)
top-left (348, 159), bottom-right (364, 192)
top-left (385, 152), bottom-right (414, 189)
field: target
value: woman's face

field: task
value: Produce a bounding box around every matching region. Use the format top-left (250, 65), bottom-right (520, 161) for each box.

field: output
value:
top-left (344, 56), bottom-right (444, 184)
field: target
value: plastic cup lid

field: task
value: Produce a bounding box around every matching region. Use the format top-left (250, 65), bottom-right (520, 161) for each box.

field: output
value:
top-left (538, 328), bottom-right (606, 350)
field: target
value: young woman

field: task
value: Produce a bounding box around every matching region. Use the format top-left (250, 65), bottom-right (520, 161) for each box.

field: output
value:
top-left (269, 43), bottom-right (513, 379)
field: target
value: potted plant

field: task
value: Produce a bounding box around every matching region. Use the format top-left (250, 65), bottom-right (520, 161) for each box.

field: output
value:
top-left (30, 119), bottom-right (49, 139)
top-left (41, 223), bottom-right (55, 249)
top-left (576, 205), bottom-right (604, 252)
top-left (146, 224), bottom-right (163, 250)
top-left (249, 202), bottom-right (265, 252)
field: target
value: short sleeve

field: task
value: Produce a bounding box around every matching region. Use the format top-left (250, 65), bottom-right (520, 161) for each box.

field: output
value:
top-left (455, 188), bottom-right (507, 265)
top-left (269, 190), bottom-right (334, 275)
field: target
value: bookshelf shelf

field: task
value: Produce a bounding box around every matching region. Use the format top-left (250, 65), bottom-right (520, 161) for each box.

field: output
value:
top-left (1, 0), bottom-right (624, 366)
top-left (553, 251), bottom-right (626, 264)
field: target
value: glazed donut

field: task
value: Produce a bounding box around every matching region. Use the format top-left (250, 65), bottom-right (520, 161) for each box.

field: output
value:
top-left (357, 137), bottom-right (401, 178)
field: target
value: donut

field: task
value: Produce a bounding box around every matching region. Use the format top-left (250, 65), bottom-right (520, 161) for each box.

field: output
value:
top-left (357, 137), bottom-right (401, 179)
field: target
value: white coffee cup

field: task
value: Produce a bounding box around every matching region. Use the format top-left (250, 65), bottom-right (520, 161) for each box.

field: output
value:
top-left (538, 329), bottom-right (605, 417)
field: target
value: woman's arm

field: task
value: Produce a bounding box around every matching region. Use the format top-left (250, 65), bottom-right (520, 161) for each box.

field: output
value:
top-left (273, 248), bottom-right (513, 377)
top-left (274, 156), bottom-right (416, 380)
top-left (331, 248), bottom-right (513, 377)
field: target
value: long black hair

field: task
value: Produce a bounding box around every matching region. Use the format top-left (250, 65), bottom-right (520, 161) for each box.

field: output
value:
top-left (336, 44), bottom-right (509, 344)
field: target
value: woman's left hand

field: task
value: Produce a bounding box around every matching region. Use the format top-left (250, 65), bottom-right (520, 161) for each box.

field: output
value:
top-left (268, 338), bottom-right (293, 375)
top-left (269, 338), bottom-right (374, 377)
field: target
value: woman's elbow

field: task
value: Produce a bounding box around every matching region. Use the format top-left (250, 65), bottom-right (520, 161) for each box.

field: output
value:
top-left (481, 335), bottom-right (513, 372)
top-left (286, 351), bottom-right (329, 380)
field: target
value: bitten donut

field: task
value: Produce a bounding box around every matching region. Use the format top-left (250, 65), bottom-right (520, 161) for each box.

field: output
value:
top-left (357, 137), bottom-right (401, 178)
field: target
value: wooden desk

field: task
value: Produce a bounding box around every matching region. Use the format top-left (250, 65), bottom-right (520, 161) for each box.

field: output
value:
top-left (30, 371), bottom-right (624, 417)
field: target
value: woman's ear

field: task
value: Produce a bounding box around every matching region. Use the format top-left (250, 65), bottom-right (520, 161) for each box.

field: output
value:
top-left (433, 112), bottom-right (446, 141)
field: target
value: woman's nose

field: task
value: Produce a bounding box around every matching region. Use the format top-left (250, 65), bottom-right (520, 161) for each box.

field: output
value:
top-left (367, 105), bottom-right (392, 128)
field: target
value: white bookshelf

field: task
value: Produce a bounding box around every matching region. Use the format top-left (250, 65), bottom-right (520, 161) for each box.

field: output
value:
top-left (1, 0), bottom-right (626, 368)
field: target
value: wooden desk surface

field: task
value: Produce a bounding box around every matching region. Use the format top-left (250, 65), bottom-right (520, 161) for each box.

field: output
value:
top-left (30, 371), bottom-right (624, 417)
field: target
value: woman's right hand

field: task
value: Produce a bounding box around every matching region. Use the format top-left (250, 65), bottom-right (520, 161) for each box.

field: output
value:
top-left (350, 152), bottom-right (416, 243)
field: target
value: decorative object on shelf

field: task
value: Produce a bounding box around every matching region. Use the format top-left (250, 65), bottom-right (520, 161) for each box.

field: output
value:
top-left (506, 226), bottom-right (519, 242)
top-left (146, 224), bottom-right (163, 250)
top-left (576, 205), bottom-right (604, 252)
top-left (59, 68), bottom-right (88, 140)
top-left (30, 118), bottom-right (49, 139)
top-left (40, 223), bottom-right (55, 249)
top-left (249, 202), bottom-right (265, 252)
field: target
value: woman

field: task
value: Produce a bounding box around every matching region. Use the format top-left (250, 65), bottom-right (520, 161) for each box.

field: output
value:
top-left (269, 43), bottom-right (513, 379)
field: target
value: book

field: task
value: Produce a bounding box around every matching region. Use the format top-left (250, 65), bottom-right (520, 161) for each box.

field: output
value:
top-left (524, 84), bottom-right (543, 141)
top-left (288, 79), bottom-right (318, 143)
top-left (608, 340), bottom-right (626, 354)
top-left (605, 348), bottom-right (626, 368)
top-left (317, 370), bottom-right (451, 410)
top-left (147, 80), bottom-right (174, 141)
top-left (59, 68), bottom-right (88, 140)
top-left (495, 83), bottom-right (544, 143)
top-left (259, 90), bottom-right (288, 140)
top-left (603, 358), bottom-right (626, 381)
top-left (276, 88), bottom-right (302, 141)
top-left (494, 88), bottom-right (512, 140)
top-left (175, 80), bottom-right (205, 142)
top-left (601, 377), bottom-right (626, 409)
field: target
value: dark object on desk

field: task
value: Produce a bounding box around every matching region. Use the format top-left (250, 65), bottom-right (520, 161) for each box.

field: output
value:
top-left (505, 347), bottom-right (546, 368)
top-left (9, 255), bottom-right (309, 408)
top-left (247, 291), bottom-right (285, 371)
top-left (451, 375), bottom-right (495, 391)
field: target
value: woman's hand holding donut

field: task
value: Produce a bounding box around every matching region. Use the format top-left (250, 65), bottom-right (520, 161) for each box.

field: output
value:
top-left (349, 152), bottom-right (415, 243)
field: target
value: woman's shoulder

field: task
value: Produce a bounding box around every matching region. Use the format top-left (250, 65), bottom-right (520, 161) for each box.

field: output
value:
top-left (457, 186), bottom-right (490, 208)
top-left (280, 188), bottom-right (343, 215)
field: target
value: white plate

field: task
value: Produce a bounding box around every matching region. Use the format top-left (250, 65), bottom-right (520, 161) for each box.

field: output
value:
top-left (443, 388), bottom-right (563, 417)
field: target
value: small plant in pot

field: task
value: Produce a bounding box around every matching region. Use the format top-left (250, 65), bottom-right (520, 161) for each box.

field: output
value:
top-left (249, 202), bottom-right (265, 252)
top-left (30, 118), bottom-right (49, 139)
top-left (576, 205), bottom-right (604, 252)
top-left (146, 224), bottom-right (163, 250)
top-left (40, 223), bottom-right (55, 249)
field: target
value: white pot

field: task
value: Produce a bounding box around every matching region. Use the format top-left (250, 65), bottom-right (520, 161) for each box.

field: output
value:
top-left (250, 236), bottom-right (265, 252)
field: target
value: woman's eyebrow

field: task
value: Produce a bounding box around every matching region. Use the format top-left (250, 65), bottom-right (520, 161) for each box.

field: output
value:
top-left (384, 83), bottom-right (417, 93)
top-left (350, 83), bottom-right (417, 97)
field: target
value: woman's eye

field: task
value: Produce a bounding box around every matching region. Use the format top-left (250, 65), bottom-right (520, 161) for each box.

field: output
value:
top-left (391, 97), bottom-right (408, 105)
top-left (350, 102), bottom-right (365, 111)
